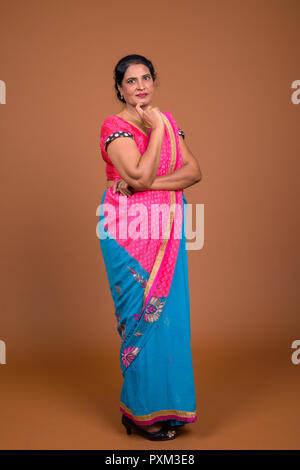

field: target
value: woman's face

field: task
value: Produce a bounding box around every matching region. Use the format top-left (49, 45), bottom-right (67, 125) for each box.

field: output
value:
top-left (118, 63), bottom-right (154, 107)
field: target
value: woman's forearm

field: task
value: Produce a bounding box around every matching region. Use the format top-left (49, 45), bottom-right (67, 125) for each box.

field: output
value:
top-left (131, 164), bottom-right (201, 192)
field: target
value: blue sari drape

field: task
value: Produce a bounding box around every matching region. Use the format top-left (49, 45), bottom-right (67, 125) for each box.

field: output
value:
top-left (98, 189), bottom-right (197, 427)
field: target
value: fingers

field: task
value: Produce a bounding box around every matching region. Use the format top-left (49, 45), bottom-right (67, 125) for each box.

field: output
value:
top-left (121, 186), bottom-right (133, 197)
top-left (135, 102), bottom-right (144, 120)
top-left (113, 179), bottom-right (133, 197)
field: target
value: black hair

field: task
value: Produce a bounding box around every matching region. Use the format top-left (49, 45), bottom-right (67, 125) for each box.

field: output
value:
top-left (113, 54), bottom-right (157, 103)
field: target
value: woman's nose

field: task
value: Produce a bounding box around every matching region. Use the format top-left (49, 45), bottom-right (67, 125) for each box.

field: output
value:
top-left (136, 81), bottom-right (145, 90)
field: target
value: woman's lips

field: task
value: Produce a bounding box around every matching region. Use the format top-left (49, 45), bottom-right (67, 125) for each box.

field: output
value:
top-left (136, 94), bottom-right (148, 97)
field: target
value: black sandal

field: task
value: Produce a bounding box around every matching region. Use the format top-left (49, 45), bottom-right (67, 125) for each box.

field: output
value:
top-left (121, 414), bottom-right (176, 441)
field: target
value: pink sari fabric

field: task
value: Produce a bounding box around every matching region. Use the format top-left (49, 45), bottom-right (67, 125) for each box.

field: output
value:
top-left (100, 111), bottom-right (184, 372)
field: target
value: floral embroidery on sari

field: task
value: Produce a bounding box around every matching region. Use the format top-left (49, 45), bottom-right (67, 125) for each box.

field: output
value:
top-left (121, 346), bottom-right (141, 368)
top-left (115, 285), bottom-right (121, 294)
top-left (126, 266), bottom-right (147, 288)
top-left (134, 297), bottom-right (167, 323)
top-left (144, 297), bottom-right (167, 323)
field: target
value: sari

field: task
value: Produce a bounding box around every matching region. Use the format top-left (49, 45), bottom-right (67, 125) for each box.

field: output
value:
top-left (98, 111), bottom-right (197, 427)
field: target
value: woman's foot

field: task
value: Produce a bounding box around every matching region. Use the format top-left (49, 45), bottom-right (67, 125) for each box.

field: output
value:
top-left (138, 421), bottom-right (176, 438)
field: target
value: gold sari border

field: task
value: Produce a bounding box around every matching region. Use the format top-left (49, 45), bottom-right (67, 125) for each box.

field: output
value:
top-left (120, 402), bottom-right (197, 423)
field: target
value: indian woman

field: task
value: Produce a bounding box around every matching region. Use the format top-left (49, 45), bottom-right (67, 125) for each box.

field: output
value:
top-left (98, 54), bottom-right (202, 441)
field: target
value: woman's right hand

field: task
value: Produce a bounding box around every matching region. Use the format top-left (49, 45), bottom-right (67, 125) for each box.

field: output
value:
top-left (113, 178), bottom-right (133, 197)
top-left (135, 103), bottom-right (164, 130)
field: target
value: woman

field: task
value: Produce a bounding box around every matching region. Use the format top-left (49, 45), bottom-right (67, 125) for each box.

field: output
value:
top-left (98, 54), bottom-right (202, 441)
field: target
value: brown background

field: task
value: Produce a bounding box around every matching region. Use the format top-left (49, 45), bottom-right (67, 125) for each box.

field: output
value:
top-left (0, 0), bottom-right (299, 450)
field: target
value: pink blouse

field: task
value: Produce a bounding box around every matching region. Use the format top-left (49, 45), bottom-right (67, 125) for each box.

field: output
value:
top-left (100, 114), bottom-right (185, 182)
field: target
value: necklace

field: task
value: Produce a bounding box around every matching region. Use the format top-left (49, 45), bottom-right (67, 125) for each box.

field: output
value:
top-left (124, 109), bottom-right (151, 129)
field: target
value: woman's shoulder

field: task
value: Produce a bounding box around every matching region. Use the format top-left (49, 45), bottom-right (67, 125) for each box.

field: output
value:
top-left (101, 114), bottom-right (121, 128)
top-left (100, 114), bottom-right (137, 137)
top-left (101, 114), bottom-right (131, 127)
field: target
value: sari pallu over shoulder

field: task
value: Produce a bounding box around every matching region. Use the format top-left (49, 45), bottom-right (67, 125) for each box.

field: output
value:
top-left (99, 112), bottom-right (184, 378)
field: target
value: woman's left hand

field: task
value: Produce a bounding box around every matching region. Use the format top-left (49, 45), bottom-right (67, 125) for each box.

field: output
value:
top-left (113, 179), bottom-right (134, 197)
